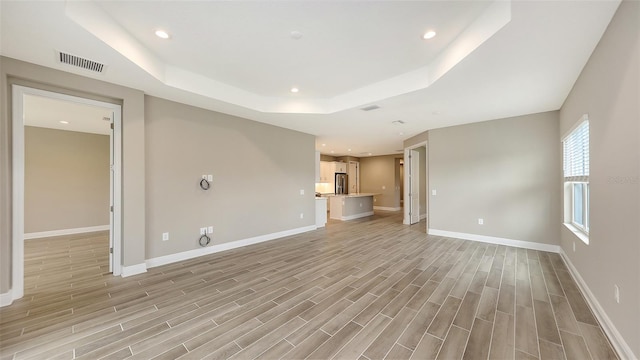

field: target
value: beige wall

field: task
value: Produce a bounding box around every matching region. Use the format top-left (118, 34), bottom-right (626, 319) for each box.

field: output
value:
top-left (1, 56), bottom-right (146, 293)
top-left (428, 111), bottom-right (561, 244)
top-left (360, 154), bottom-right (403, 209)
top-left (24, 127), bottom-right (109, 233)
top-left (320, 154), bottom-right (336, 161)
top-left (404, 131), bottom-right (429, 148)
top-left (559, 1), bottom-right (639, 356)
top-left (145, 96), bottom-right (315, 259)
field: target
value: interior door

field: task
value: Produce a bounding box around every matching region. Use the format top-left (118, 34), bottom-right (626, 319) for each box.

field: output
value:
top-left (108, 114), bottom-right (114, 273)
top-left (410, 149), bottom-right (420, 224)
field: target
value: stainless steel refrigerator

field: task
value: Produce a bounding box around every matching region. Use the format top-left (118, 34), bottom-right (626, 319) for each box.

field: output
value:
top-left (335, 173), bottom-right (348, 194)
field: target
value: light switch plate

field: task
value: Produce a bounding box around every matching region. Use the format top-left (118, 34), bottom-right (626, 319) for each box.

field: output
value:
top-left (300, 189), bottom-right (304, 195)
top-left (162, 232), bottom-right (169, 241)
top-left (207, 175), bottom-right (213, 181)
top-left (432, 189), bottom-right (437, 196)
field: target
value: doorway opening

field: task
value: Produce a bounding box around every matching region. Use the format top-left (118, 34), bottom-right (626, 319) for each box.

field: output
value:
top-left (403, 142), bottom-right (428, 227)
top-left (11, 85), bottom-right (122, 303)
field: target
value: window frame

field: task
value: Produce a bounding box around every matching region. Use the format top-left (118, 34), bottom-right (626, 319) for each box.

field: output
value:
top-left (569, 181), bottom-right (589, 234)
top-left (562, 115), bottom-right (590, 244)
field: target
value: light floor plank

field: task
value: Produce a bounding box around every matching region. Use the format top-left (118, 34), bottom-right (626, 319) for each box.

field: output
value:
top-left (0, 213), bottom-right (619, 359)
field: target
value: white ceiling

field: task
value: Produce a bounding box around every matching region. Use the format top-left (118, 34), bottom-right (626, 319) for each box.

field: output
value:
top-left (24, 95), bottom-right (112, 135)
top-left (1, 1), bottom-right (620, 157)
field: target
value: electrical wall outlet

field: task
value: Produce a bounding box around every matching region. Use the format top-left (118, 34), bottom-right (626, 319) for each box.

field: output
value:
top-left (207, 175), bottom-right (213, 181)
top-left (208, 226), bottom-right (213, 234)
top-left (432, 189), bottom-right (437, 196)
top-left (300, 189), bottom-right (305, 195)
top-left (202, 175), bottom-right (207, 180)
top-left (478, 218), bottom-right (484, 225)
top-left (300, 213), bottom-right (304, 219)
top-left (199, 227), bottom-right (206, 235)
top-left (162, 232), bottom-right (169, 241)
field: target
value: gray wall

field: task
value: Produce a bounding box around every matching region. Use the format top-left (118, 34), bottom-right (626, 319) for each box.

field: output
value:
top-left (25, 127), bottom-right (109, 233)
top-left (1, 56), bottom-right (146, 293)
top-left (360, 154), bottom-right (403, 209)
top-left (428, 111), bottom-right (561, 244)
top-left (559, 0), bottom-right (639, 355)
top-left (145, 96), bottom-right (316, 259)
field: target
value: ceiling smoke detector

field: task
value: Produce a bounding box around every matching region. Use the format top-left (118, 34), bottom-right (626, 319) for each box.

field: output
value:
top-left (392, 120), bottom-right (406, 125)
top-left (56, 50), bottom-right (106, 73)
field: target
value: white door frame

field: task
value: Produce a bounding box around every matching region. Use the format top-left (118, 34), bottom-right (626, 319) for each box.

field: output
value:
top-left (403, 140), bottom-right (428, 225)
top-left (11, 85), bottom-right (122, 302)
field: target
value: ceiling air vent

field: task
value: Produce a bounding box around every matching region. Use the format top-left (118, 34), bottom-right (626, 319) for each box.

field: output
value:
top-left (360, 104), bottom-right (380, 112)
top-left (57, 51), bottom-right (106, 73)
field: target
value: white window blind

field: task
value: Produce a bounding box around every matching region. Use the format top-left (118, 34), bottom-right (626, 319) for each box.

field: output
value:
top-left (563, 120), bottom-right (589, 181)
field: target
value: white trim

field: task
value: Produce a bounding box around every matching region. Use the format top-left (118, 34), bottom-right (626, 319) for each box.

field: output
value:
top-left (146, 225), bottom-right (317, 269)
top-left (403, 140), bottom-right (428, 225)
top-left (0, 290), bottom-right (13, 307)
top-left (420, 213), bottom-right (427, 220)
top-left (339, 211), bottom-right (375, 221)
top-left (12, 86), bottom-right (25, 301)
top-left (563, 223), bottom-right (590, 245)
top-left (121, 263), bottom-right (147, 277)
top-left (24, 225), bottom-right (109, 240)
top-left (374, 206), bottom-right (401, 211)
top-left (11, 85), bottom-right (123, 301)
top-left (559, 250), bottom-right (635, 360)
top-left (428, 229), bottom-right (561, 253)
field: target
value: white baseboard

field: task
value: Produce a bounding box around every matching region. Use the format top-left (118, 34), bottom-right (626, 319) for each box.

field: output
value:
top-left (559, 250), bottom-right (636, 360)
top-left (374, 206), bottom-right (401, 211)
top-left (24, 225), bottom-right (109, 240)
top-left (146, 225), bottom-right (317, 269)
top-left (428, 229), bottom-right (561, 253)
top-left (121, 263), bottom-right (147, 277)
top-left (0, 290), bottom-right (13, 307)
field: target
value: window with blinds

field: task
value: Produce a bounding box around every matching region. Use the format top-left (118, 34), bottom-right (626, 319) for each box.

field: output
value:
top-left (563, 120), bottom-right (589, 181)
top-left (563, 117), bottom-right (590, 240)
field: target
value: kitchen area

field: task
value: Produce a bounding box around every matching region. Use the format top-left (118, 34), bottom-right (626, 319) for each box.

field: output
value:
top-left (314, 151), bottom-right (377, 227)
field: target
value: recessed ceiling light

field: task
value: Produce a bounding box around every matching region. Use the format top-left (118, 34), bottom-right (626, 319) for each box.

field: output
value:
top-left (423, 30), bottom-right (436, 40)
top-left (155, 30), bottom-right (170, 39)
top-left (330, 150), bottom-right (335, 154)
top-left (399, 132), bottom-right (404, 136)
top-left (368, 153), bottom-right (372, 156)
top-left (348, 149), bottom-right (352, 152)
top-left (59, 120), bottom-right (69, 124)
top-left (290, 87), bottom-right (299, 93)
top-left (321, 143), bottom-right (326, 147)
top-left (290, 30), bottom-right (303, 40)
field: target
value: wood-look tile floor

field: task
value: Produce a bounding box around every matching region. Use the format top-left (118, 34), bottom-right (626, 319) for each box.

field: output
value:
top-left (0, 212), bottom-right (618, 360)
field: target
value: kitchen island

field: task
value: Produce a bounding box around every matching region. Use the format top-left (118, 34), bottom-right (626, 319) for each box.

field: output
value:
top-left (329, 193), bottom-right (377, 221)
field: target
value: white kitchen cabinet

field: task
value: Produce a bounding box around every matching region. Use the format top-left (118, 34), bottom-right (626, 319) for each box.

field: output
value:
top-left (334, 162), bottom-right (347, 173)
top-left (319, 161), bottom-right (332, 183)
